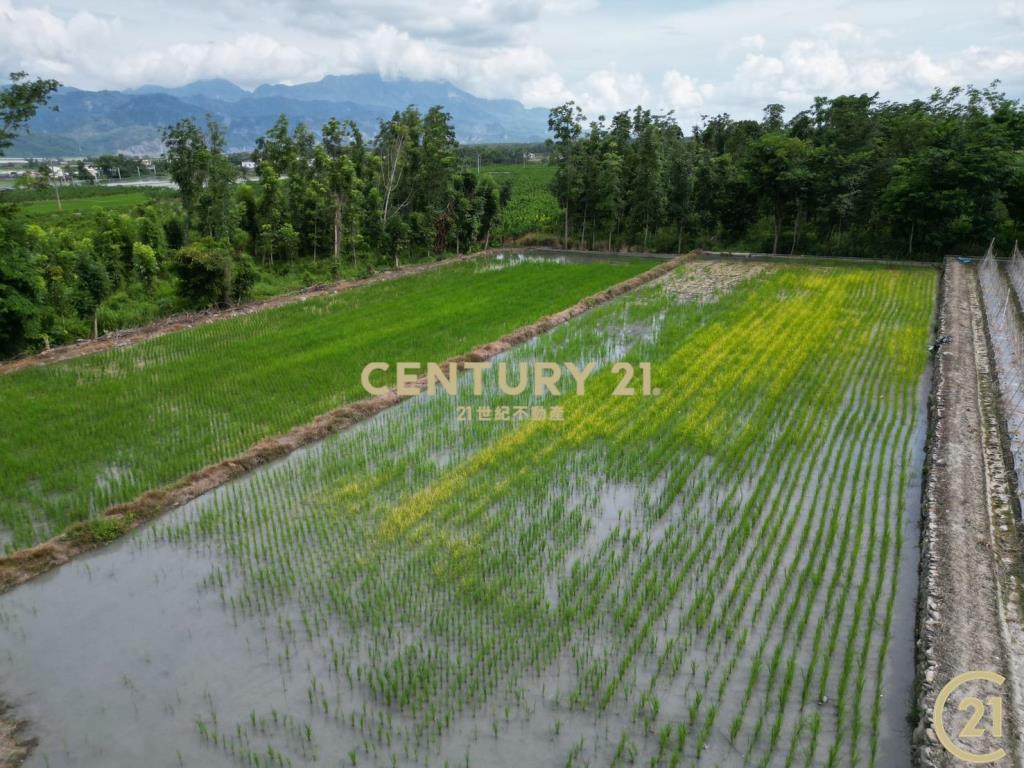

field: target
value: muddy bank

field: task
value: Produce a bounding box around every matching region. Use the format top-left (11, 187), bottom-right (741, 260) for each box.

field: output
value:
top-left (0, 253), bottom-right (693, 593)
top-left (0, 704), bottom-right (32, 768)
top-left (700, 249), bottom-right (940, 268)
top-left (914, 259), bottom-right (1024, 766)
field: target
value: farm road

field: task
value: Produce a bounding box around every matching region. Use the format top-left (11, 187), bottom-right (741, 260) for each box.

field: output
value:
top-left (916, 259), bottom-right (1024, 767)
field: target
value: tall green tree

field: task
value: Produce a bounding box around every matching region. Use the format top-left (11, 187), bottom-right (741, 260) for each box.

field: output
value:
top-left (161, 118), bottom-right (210, 239)
top-left (197, 118), bottom-right (238, 241)
top-left (547, 102), bottom-right (585, 247)
top-left (0, 71), bottom-right (59, 157)
top-left (319, 117), bottom-right (358, 265)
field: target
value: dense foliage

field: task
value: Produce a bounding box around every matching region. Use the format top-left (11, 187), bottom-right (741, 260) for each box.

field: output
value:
top-left (228, 108), bottom-right (509, 267)
top-left (546, 85), bottom-right (1024, 258)
top-left (0, 197), bottom-right (184, 354)
top-left (0, 82), bottom-right (509, 358)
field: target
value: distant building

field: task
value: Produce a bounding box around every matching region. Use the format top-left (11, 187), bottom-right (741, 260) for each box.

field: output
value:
top-left (524, 152), bottom-right (548, 164)
top-left (241, 160), bottom-right (257, 171)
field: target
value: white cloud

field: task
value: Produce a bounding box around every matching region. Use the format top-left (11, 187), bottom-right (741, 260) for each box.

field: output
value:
top-left (0, 0), bottom-right (1022, 123)
top-left (781, 40), bottom-right (850, 94)
top-left (735, 53), bottom-right (786, 98)
top-left (820, 22), bottom-right (863, 43)
top-left (905, 50), bottom-right (952, 87)
top-left (999, 1), bottom-right (1024, 24)
top-left (575, 69), bottom-right (651, 116)
top-left (955, 46), bottom-right (1024, 78)
top-left (113, 35), bottom-right (316, 89)
top-left (345, 25), bottom-right (457, 82)
top-left (727, 34), bottom-right (1018, 109)
top-left (520, 73), bottom-right (573, 108)
top-left (228, 0), bottom-right (596, 47)
top-left (739, 34), bottom-right (766, 51)
top-left (0, 0), bottom-right (118, 80)
top-left (662, 70), bottom-right (712, 110)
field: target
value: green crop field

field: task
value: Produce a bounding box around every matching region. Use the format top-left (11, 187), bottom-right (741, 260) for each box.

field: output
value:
top-left (18, 191), bottom-right (154, 215)
top-left (1, 185), bottom-right (177, 218)
top-left (482, 164), bottom-right (559, 240)
top-left (0, 255), bottom-right (651, 550)
top-left (139, 262), bottom-right (932, 767)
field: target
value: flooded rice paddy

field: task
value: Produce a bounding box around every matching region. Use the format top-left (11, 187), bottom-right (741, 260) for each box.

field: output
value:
top-left (0, 261), bottom-right (936, 768)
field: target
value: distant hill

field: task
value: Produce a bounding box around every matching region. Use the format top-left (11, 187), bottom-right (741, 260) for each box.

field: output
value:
top-left (9, 75), bottom-right (551, 156)
top-left (129, 78), bottom-right (252, 102)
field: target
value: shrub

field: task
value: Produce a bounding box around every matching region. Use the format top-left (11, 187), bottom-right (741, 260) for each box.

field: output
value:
top-left (173, 237), bottom-right (255, 309)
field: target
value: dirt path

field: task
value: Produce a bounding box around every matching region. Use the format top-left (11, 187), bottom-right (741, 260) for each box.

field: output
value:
top-left (0, 253), bottom-right (695, 594)
top-left (915, 259), bottom-right (1024, 766)
top-left (0, 252), bottom-right (499, 376)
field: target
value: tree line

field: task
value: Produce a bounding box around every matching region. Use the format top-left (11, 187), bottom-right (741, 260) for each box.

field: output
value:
top-left (164, 108), bottom-right (510, 270)
top-left (0, 72), bottom-right (510, 358)
top-left (547, 85), bottom-right (1024, 258)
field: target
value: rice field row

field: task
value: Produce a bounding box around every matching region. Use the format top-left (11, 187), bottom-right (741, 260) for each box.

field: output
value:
top-left (0, 260), bottom-right (936, 768)
top-left (0, 255), bottom-right (652, 550)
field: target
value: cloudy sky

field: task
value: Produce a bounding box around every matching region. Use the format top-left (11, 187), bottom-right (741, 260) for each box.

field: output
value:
top-left (2, 0), bottom-right (1023, 124)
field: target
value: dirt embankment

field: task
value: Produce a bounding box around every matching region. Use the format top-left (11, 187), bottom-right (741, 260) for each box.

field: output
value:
top-left (0, 253), bottom-right (694, 594)
top-left (699, 248), bottom-right (940, 268)
top-left (915, 259), bottom-right (1024, 766)
top-left (0, 251), bottom-right (502, 376)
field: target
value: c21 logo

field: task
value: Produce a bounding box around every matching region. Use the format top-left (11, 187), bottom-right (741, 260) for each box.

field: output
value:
top-left (933, 671), bottom-right (1006, 764)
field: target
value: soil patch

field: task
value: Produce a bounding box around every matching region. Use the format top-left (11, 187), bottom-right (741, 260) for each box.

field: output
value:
top-left (0, 704), bottom-right (33, 768)
top-left (658, 259), bottom-right (773, 303)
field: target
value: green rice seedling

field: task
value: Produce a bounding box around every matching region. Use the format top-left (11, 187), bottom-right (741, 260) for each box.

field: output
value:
top-left (0, 256), bottom-right (652, 549)
top-left (89, 262), bottom-right (939, 768)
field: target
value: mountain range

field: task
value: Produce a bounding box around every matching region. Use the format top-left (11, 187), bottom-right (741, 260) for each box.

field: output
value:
top-left (9, 75), bottom-right (552, 157)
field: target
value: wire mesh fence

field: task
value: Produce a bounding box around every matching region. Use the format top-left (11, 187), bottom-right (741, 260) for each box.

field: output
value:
top-left (979, 241), bottom-right (1024, 505)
